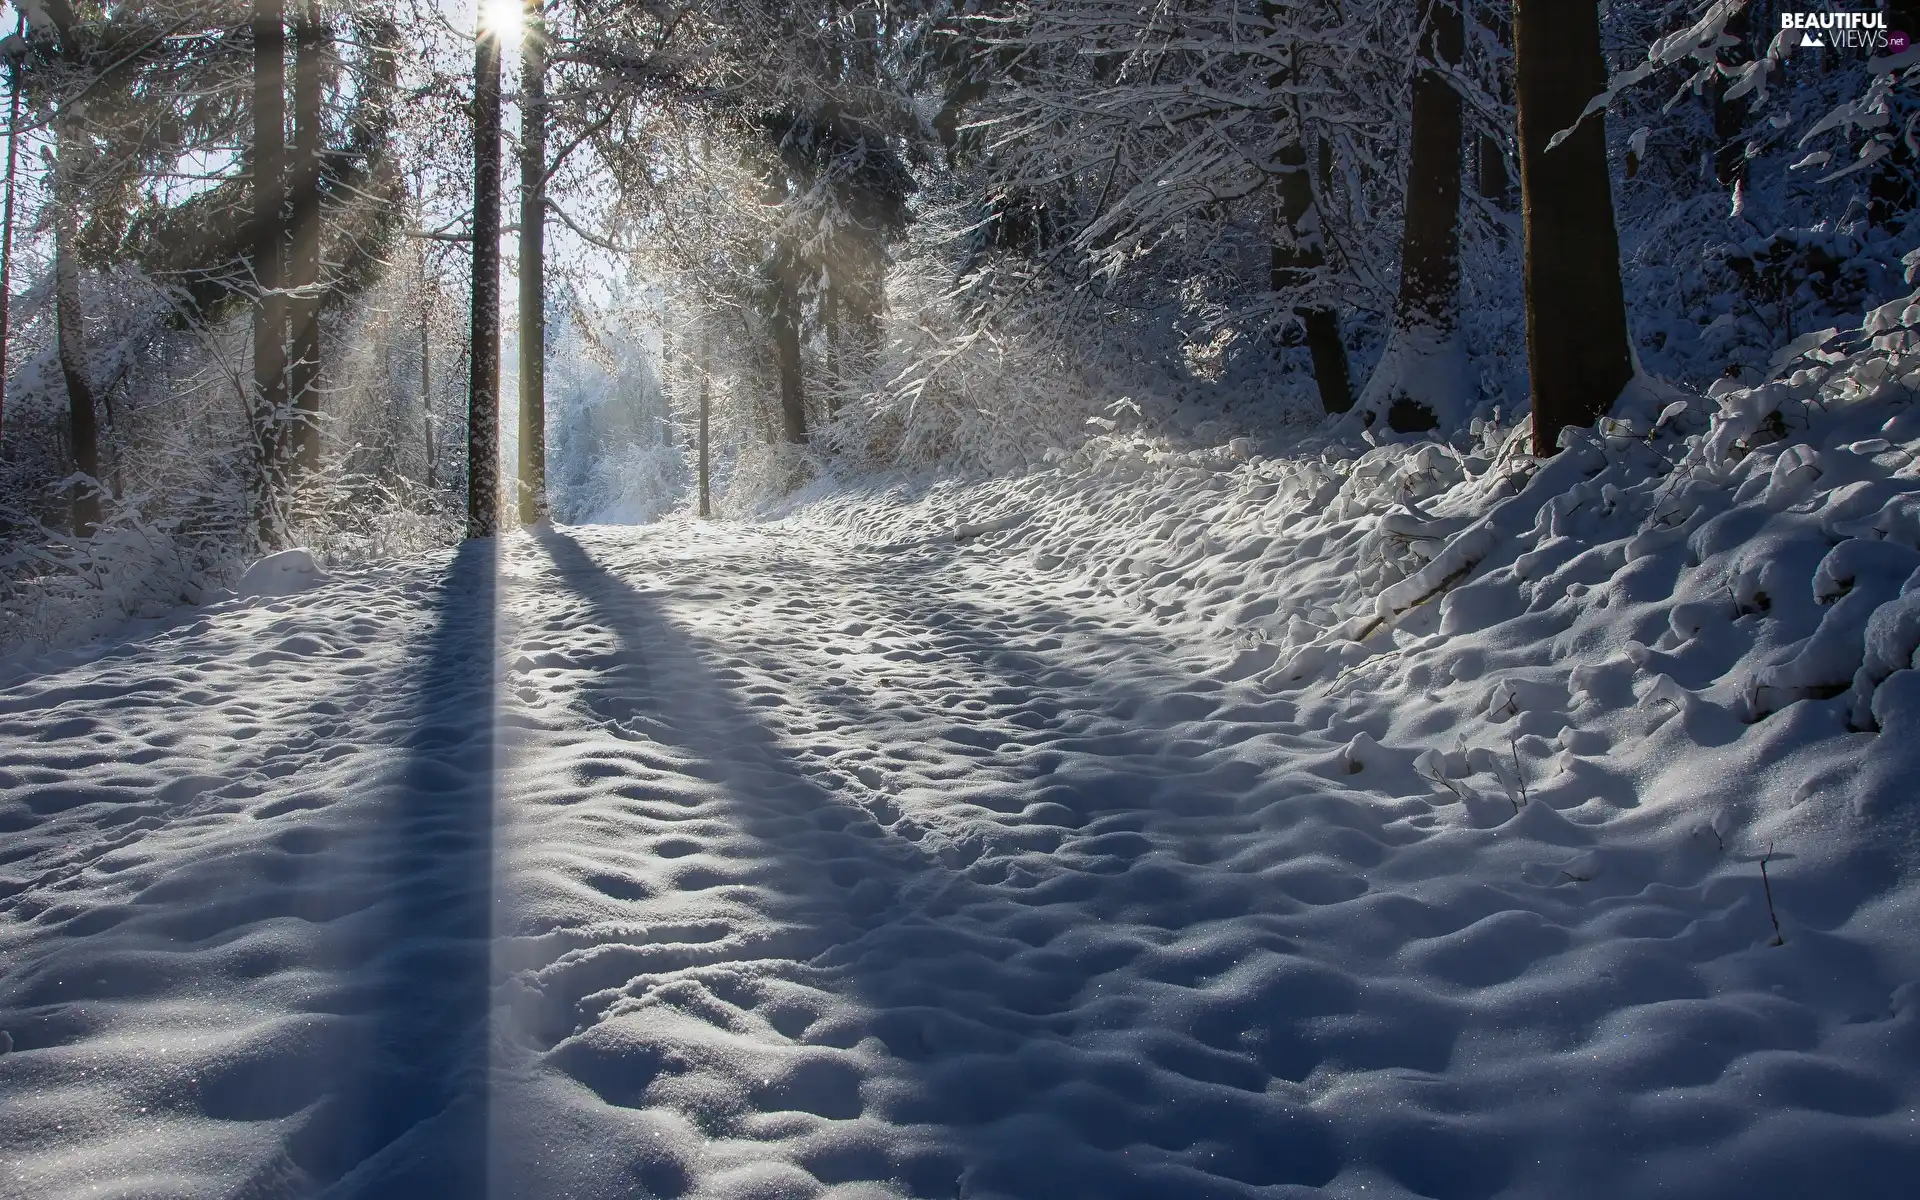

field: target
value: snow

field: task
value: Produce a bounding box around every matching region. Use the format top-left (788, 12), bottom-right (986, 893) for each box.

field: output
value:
top-left (236, 548), bottom-right (333, 599)
top-left (5, 380), bottom-right (1920, 1196)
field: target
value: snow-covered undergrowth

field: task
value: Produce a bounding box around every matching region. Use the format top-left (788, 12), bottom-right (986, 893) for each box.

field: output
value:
top-left (811, 349), bottom-right (1920, 827)
top-left (0, 490), bottom-right (461, 662)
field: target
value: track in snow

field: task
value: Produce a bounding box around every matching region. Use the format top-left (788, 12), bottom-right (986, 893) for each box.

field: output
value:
top-left (2, 521), bottom-right (1916, 1199)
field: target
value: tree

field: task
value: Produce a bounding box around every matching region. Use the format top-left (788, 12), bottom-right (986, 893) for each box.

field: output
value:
top-left (697, 330), bottom-right (711, 518)
top-left (1273, 140), bottom-right (1353, 415)
top-left (1358, 0), bottom-right (1468, 431)
top-left (769, 238), bottom-right (807, 444)
top-left (517, 0), bottom-right (547, 525)
top-left (288, 0), bottom-right (324, 479)
top-left (0, 51), bottom-right (20, 446)
top-left (252, 0), bottom-right (289, 543)
top-left (53, 135), bottom-right (99, 535)
top-left (468, 6), bottom-right (503, 538)
top-left (27, 2), bottom-right (103, 535)
top-left (1513, 0), bottom-right (1632, 456)
top-left (1263, 4), bottom-right (1354, 415)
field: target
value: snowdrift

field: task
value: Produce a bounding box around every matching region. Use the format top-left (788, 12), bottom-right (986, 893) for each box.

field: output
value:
top-left (815, 354), bottom-right (1920, 828)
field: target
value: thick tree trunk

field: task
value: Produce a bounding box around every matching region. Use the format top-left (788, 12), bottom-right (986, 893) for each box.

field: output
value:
top-left (1397, 0), bottom-right (1465, 334)
top-left (53, 134), bottom-right (98, 537)
top-left (516, 1), bottom-right (548, 525)
top-left (468, 21), bottom-right (503, 538)
top-left (288, 0), bottom-right (323, 478)
top-left (1513, 0), bottom-right (1633, 456)
top-left (1361, 0), bottom-right (1467, 432)
top-left (252, 0), bottom-right (289, 544)
top-left (0, 63), bottom-right (18, 446)
top-left (772, 250), bottom-right (808, 444)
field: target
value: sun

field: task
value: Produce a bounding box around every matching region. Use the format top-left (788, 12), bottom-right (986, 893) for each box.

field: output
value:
top-left (480, 0), bottom-right (525, 49)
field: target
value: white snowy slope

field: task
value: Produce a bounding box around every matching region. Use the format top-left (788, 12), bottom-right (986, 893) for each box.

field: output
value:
top-left (5, 375), bottom-right (1920, 1199)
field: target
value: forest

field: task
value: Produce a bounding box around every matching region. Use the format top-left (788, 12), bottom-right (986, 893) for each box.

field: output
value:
top-left (3, 4), bottom-right (1920, 1198)
top-left (0, 1), bottom-right (1910, 641)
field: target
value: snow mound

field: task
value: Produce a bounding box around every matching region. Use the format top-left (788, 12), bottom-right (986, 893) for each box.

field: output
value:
top-left (236, 548), bottom-right (331, 598)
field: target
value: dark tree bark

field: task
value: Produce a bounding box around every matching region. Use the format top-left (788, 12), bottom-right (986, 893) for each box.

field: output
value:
top-left (1478, 134), bottom-right (1510, 200)
top-left (771, 247), bottom-right (808, 444)
top-left (1513, 0), bottom-right (1633, 456)
top-left (0, 62), bottom-right (19, 446)
top-left (288, 0), bottom-right (324, 478)
top-left (1870, 1), bottom-right (1919, 224)
top-left (517, 0), bottom-right (548, 525)
top-left (1710, 1), bottom-right (1750, 191)
top-left (1262, 2), bottom-right (1351, 415)
top-left (1397, 0), bottom-right (1465, 333)
top-left (1477, 3), bottom-right (1514, 204)
top-left (53, 134), bottom-right (98, 537)
top-left (1273, 143), bottom-right (1353, 414)
top-left (252, 0), bottom-right (289, 542)
top-left (1368, 0), bottom-right (1468, 430)
top-left (468, 19), bottom-right (503, 538)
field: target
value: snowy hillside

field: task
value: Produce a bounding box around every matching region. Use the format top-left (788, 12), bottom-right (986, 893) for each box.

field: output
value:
top-left (5, 357), bottom-right (1920, 1198)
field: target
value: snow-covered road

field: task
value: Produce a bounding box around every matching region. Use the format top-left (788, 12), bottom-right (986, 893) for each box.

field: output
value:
top-left (3, 517), bottom-right (1917, 1199)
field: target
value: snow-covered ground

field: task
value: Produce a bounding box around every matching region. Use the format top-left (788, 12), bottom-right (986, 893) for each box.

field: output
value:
top-left (5, 377), bottom-right (1920, 1198)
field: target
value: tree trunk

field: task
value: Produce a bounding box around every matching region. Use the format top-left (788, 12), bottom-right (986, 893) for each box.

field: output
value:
top-left (252, 0), bottom-right (288, 545)
top-left (1870, 1), bottom-right (1918, 224)
top-left (0, 62), bottom-right (19, 447)
top-left (1513, 0), bottom-right (1633, 456)
top-left (422, 262), bottom-right (435, 491)
top-left (468, 19), bottom-right (503, 538)
top-left (772, 249), bottom-right (808, 444)
top-left (53, 132), bottom-right (98, 537)
top-left (1477, 4), bottom-right (1514, 204)
top-left (288, 0), bottom-right (324, 478)
top-left (697, 337), bottom-right (712, 518)
top-left (1397, 0), bottom-right (1465, 333)
top-left (1261, 4), bottom-right (1351, 414)
top-left (1272, 143), bottom-right (1353, 415)
top-left (1362, 0), bottom-right (1466, 431)
top-left (516, 0), bottom-right (548, 526)
top-left (1478, 135), bottom-right (1510, 200)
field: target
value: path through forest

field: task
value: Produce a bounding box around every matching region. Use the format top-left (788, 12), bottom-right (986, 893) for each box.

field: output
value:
top-left (2, 520), bottom-right (1915, 1200)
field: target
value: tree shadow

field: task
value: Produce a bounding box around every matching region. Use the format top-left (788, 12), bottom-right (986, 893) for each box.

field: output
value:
top-left (520, 529), bottom-right (1352, 1199)
top-left (293, 537), bottom-right (499, 1198)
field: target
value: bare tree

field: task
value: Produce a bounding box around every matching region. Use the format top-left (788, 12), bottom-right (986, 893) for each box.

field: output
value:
top-left (252, 0), bottom-right (289, 543)
top-left (288, 0), bottom-right (324, 478)
top-left (53, 136), bottom-right (99, 535)
top-left (1273, 140), bottom-right (1353, 415)
top-left (1364, 0), bottom-right (1467, 431)
top-left (517, 0), bottom-right (548, 525)
top-left (697, 330), bottom-right (711, 518)
top-left (468, 8), bottom-right (503, 538)
top-left (770, 241), bottom-right (807, 444)
top-left (0, 53), bottom-right (19, 446)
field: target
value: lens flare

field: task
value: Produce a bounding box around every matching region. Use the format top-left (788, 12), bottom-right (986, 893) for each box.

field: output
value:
top-left (480, 0), bottom-right (524, 49)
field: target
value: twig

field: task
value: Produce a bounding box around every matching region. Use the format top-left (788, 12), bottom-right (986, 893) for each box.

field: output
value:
top-left (1508, 732), bottom-right (1529, 808)
top-left (1760, 840), bottom-right (1785, 946)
